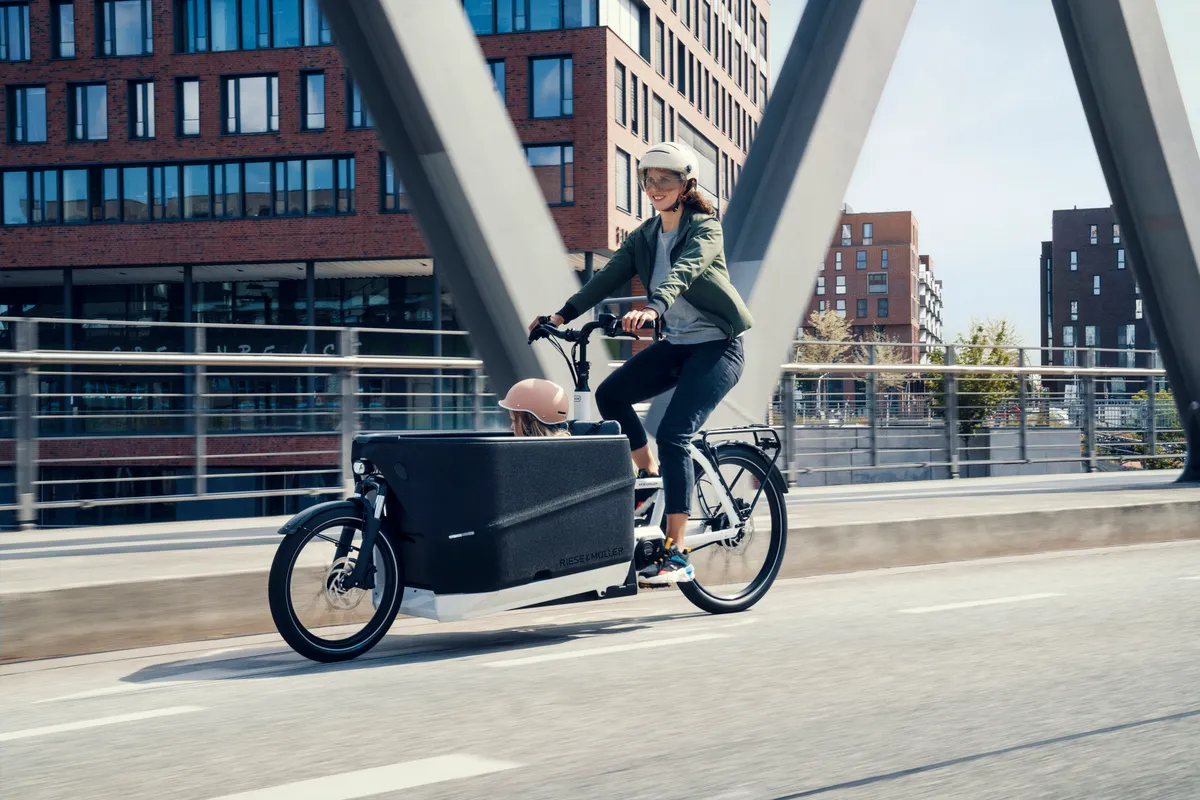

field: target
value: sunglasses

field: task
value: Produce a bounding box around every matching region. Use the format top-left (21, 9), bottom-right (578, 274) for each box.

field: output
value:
top-left (640, 174), bottom-right (684, 192)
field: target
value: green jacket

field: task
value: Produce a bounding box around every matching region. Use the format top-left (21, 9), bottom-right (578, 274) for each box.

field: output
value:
top-left (557, 206), bottom-right (754, 339)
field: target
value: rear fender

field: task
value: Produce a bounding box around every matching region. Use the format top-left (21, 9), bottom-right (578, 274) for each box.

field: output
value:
top-left (715, 442), bottom-right (790, 497)
top-left (277, 497), bottom-right (369, 537)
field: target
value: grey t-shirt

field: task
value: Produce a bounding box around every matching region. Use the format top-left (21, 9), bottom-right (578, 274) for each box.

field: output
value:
top-left (646, 227), bottom-right (727, 345)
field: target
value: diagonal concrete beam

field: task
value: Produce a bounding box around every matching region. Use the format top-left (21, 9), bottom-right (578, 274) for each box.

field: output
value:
top-left (648, 0), bottom-right (916, 433)
top-left (1053, 0), bottom-right (1200, 481)
top-left (319, 1), bottom-right (597, 397)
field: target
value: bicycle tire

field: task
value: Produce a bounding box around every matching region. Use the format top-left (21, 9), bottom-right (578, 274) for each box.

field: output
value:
top-left (268, 506), bottom-right (403, 663)
top-left (679, 445), bottom-right (787, 614)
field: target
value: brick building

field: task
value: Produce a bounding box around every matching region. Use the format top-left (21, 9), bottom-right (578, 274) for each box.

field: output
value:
top-left (803, 209), bottom-right (941, 362)
top-left (1040, 206), bottom-right (1160, 397)
top-left (0, 0), bottom-right (768, 525)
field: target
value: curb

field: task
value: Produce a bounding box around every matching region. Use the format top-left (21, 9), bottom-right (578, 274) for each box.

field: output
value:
top-left (4, 499), bottom-right (1200, 663)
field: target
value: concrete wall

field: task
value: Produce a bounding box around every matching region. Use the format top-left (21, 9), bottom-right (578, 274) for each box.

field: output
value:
top-left (788, 425), bottom-right (1083, 486)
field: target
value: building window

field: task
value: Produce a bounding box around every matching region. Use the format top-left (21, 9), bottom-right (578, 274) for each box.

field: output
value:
top-left (641, 83), bottom-right (649, 142)
top-left (302, 0), bottom-right (332, 44)
top-left (609, 0), bottom-right (646, 58)
top-left (759, 72), bottom-right (767, 109)
top-left (531, 56), bottom-right (573, 118)
top-left (734, 42), bottom-right (742, 87)
top-left (881, 249), bottom-right (889, 270)
top-left (302, 71), bottom-right (324, 130)
top-left (348, 76), bottom-right (372, 128)
top-left (4, 156), bottom-right (352, 226)
top-left (655, 17), bottom-right (665, 75)
top-left (652, 94), bottom-right (665, 143)
top-left (1062, 325), bottom-right (1076, 366)
top-left (2, 171), bottom-right (28, 224)
top-left (526, 143), bottom-right (574, 205)
top-left (878, 298), bottom-right (889, 318)
top-left (1117, 248), bottom-right (1125, 269)
top-left (835, 252), bottom-right (842, 271)
top-left (129, 80), bottom-right (155, 139)
top-left (177, 78), bottom-right (201, 136)
top-left (701, 1), bottom-right (710, 50)
top-left (856, 299), bottom-right (867, 318)
top-left (1070, 300), bottom-right (1078, 321)
top-left (0, 2), bottom-right (30, 61)
top-left (1084, 325), bottom-right (1097, 347)
top-left (835, 299), bottom-right (846, 318)
top-left (1093, 274), bottom-right (1101, 295)
top-left (379, 153), bottom-right (414, 213)
top-left (863, 222), bottom-right (873, 245)
top-left (69, 83), bottom-right (108, 141)
top-left (1117, 323), bottom-right (1136, 368)
top-left (1089, 223), bottom-right (1098, 245)
top-left (1135, 298), bottom-right (1143, 319)
top-left (818, 300), bottom-right (827, 312)
top-left (868, 273), bottom-right (888, 294)
top-left (213, 162), bottom-right (239, 217)
top-left (841, 223), bottom-right (851, 246)
top-left (835, 275), bottom-right (846, 295)
top-left (815, 276), bottom-right (826, 296)
top-left (1113, 223), bottom-right (1121, 244)
top-left (489, 59), bottom-right (505, 100)
top-left (1069, 250), bottom-right (1078, 270)
top-left (98, 0), bottom-right (152, 56)
top-left (222, 75), bottom-right (279, 134)
top-left (465, 0), bottom-right (598, 34)
top-left (615, 61), bottom-right (627, 125)
top-left (635, 158), bottom-right (643, 218)
top-left (856, 250), bottom-right (867, 270)
top-left (53, 1), bottom-right (75, 57)
top-left (7, 85), bottom-right (46, 143)
top-left (630, 75), bottom-right (640, 135)
top-left (676, 41), bottom-right (686, 94)
top-left (615, 147), bottom-right (631, 213)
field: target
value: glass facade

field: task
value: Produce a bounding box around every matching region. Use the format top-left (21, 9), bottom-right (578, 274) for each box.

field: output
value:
top-left (176, 0), bottom-right (329, 52)
top-left (1, 156), bottom-right (353, 226)
top-left (464, 0), bottom-right (599, 35)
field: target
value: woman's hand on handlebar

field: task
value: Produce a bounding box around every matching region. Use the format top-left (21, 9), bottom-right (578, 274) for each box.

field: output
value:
top-left (622, 307), bottom-right (658, 334)
top-left (528, 313), bottom-right (565, 334)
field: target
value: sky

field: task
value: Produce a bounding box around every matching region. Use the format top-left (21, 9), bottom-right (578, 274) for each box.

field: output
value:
top-left (767, 0), bottom-right (1200, 348)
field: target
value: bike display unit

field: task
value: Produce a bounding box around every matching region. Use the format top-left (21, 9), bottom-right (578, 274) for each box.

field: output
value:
top-left (268, 313), bottom-right (788, 662)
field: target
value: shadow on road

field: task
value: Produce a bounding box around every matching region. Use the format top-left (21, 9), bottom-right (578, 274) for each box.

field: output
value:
top-left (119, 609), bottom-right (710, 687)
top-left (773, 706), bottom-right (1200, 798)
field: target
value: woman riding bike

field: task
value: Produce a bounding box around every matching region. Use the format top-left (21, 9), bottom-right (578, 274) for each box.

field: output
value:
top-left (529, 141), bottom-right (753, 586)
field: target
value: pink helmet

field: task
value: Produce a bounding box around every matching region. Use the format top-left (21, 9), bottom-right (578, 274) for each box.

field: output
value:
top-left (498, 378), bottom-right (569, 425)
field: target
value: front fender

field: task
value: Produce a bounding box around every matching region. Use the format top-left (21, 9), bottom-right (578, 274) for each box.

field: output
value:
top-left (277, 497), bottom-right (369, 537)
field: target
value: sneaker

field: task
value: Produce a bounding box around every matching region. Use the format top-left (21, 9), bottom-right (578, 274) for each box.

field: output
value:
top-left (638, 539), bottom-right (695, 586)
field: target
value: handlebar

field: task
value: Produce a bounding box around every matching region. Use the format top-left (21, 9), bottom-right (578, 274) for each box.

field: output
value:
top-left (528, 313), bottom-right (658, 346)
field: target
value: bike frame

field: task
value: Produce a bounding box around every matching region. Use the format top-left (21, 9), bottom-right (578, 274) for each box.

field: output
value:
top-left (541, 315), bottom-right (749, 551)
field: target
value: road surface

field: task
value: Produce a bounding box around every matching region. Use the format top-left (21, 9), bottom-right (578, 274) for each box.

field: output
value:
top-left (3, 537), bottom-right (1198, 798)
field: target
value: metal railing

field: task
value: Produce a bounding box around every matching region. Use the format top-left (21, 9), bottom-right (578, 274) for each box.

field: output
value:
top-left (0, 319), bottom-right (1187, 528)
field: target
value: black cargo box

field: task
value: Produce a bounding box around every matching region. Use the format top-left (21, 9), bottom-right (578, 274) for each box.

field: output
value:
top-left (353, 431), bottom-right (635, 595)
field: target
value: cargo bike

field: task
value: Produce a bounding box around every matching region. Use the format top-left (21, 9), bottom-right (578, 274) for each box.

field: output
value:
top-left (268, 313), bottom-right (788, 662)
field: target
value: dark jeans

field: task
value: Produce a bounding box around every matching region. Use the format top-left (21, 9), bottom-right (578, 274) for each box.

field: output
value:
top-left (595, 337), bottom-right (745, 515)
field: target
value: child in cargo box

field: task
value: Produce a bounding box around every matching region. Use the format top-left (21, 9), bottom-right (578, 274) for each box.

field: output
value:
top-left (498, 378), bottom-right (570, 438)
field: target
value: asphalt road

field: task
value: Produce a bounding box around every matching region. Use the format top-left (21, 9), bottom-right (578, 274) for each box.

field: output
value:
top-left (2, 540), bottom-right (1198, 799)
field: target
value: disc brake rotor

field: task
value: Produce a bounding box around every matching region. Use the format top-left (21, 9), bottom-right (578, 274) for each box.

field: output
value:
top-left (324, 556), bottom-right (365, 611)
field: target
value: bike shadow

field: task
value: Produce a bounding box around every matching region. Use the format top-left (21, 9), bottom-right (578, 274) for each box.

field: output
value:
top-left (118, 607), bottom-right (712, 688)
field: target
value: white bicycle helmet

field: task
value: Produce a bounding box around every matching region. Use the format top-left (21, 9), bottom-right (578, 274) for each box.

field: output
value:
top-left (637, 141), bottom-right (700, 187)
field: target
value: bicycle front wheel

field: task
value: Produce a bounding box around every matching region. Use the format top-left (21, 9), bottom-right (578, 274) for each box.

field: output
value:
top-left (679, 444), bottom-right (787, 614)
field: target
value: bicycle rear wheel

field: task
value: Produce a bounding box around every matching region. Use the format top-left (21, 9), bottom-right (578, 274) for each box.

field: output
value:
top-left (679, 444), bottom-right (787, 614)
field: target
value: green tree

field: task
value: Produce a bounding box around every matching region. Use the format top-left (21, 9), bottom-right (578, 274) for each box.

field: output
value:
top-left (854, 328), bottom-right (912, 393)
top-left (928, 318), bottom-right (1022, 434)
top-left (1130, 386), bottom-right (1185, 469)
